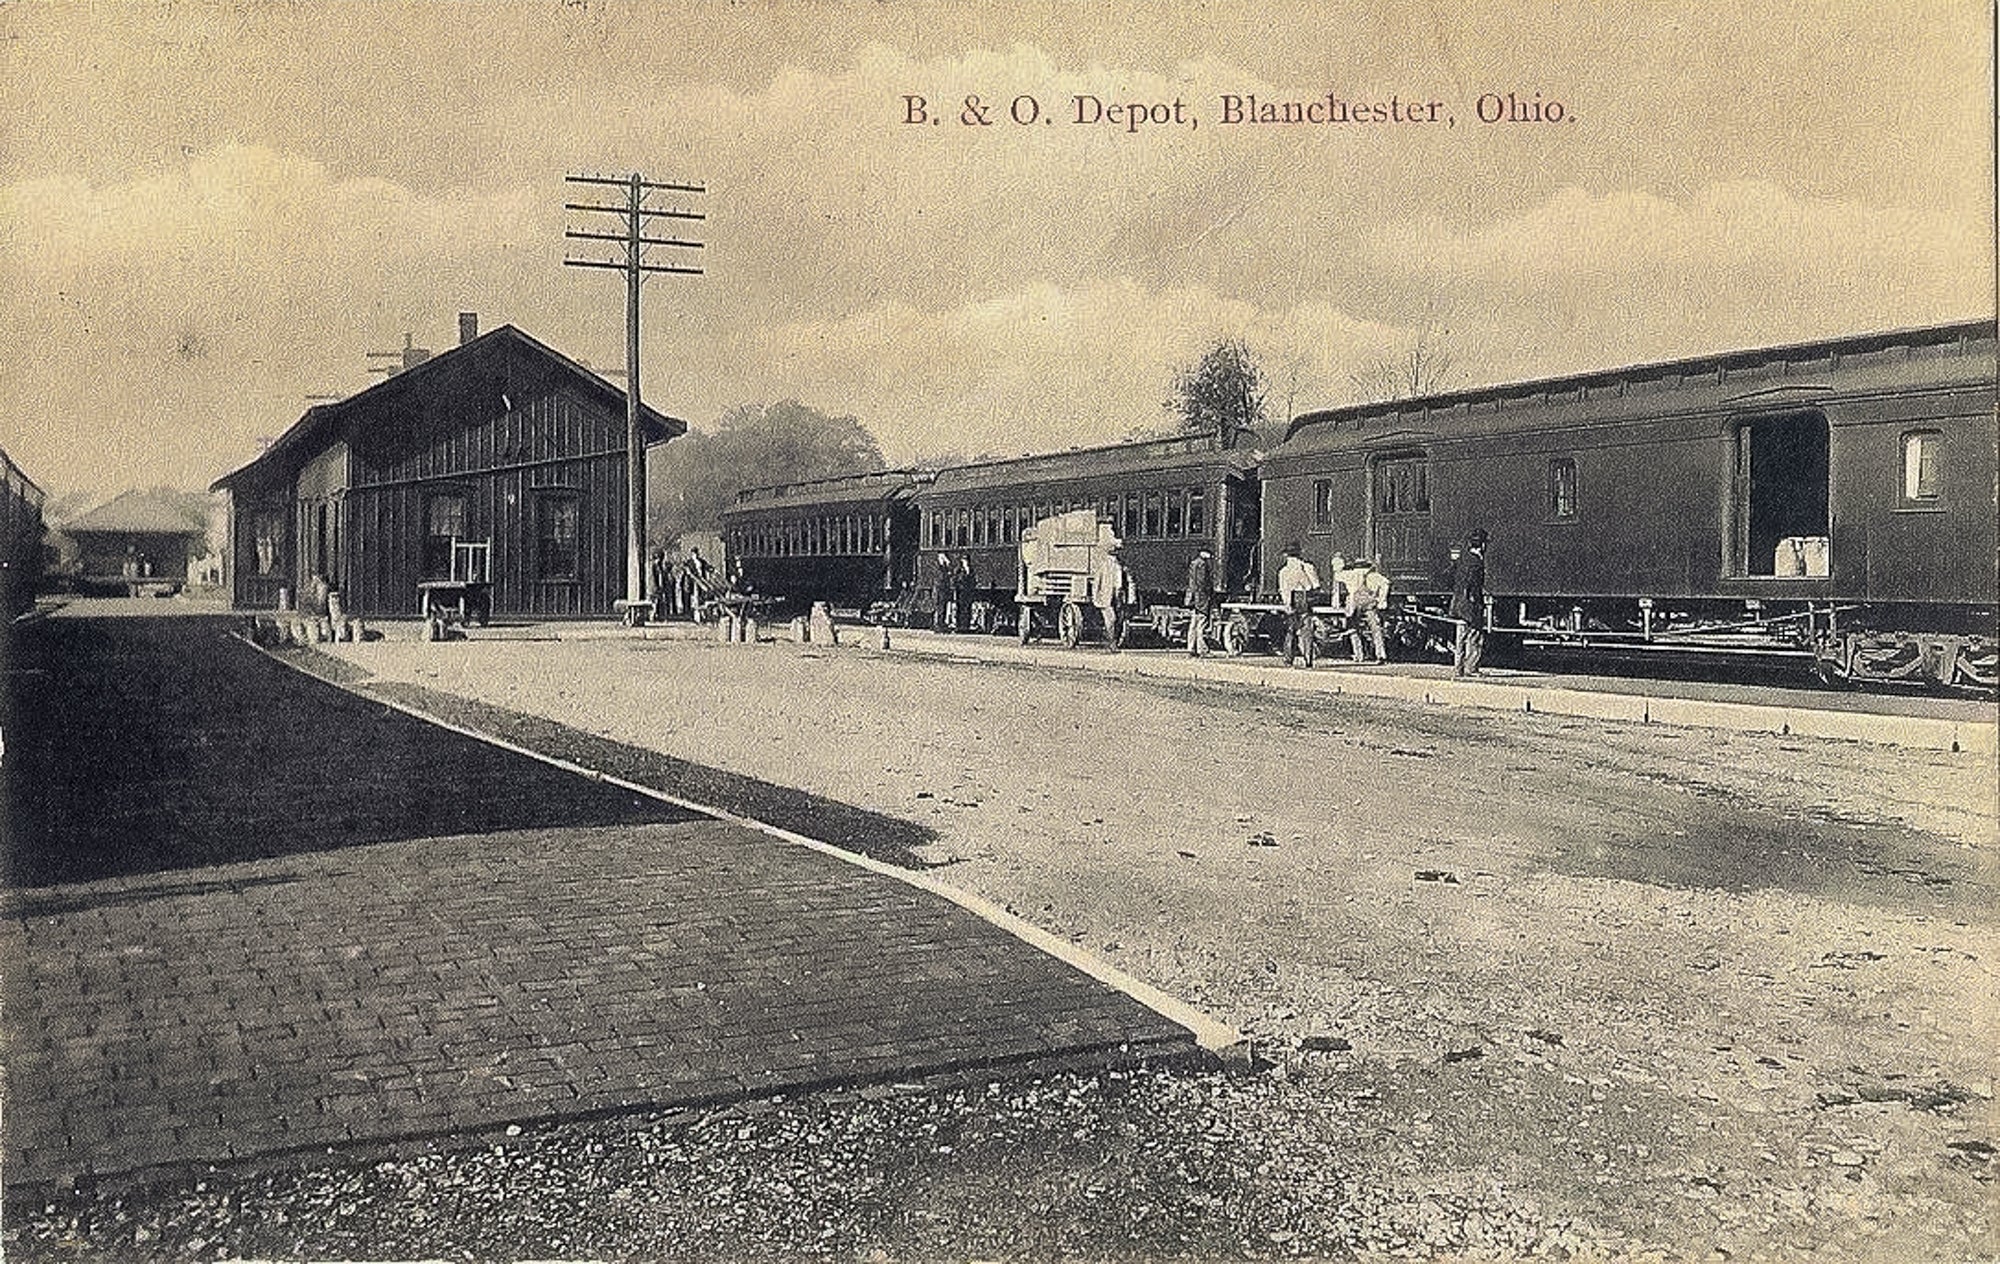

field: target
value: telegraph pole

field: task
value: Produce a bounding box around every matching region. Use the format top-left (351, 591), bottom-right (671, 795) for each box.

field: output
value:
top-left (563, 172), bottom-right (705, 615)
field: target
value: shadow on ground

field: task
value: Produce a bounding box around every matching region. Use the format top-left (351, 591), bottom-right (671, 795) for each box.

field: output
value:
top-left (2, 617), bottom-right (692, 887)
top-left (346, 675), bottom-right (941, 869)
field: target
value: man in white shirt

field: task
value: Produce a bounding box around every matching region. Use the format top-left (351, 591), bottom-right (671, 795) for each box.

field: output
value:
top-left (1093, 543), bottom-right (1134, 650)
top-left (1276, 544), bottom-right (1322, 667)
top-left (1339, 557), bottom-right (1391, 662)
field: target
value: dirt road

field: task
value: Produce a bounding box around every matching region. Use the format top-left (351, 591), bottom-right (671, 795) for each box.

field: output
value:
top-left (297, 631), bottom-right (1998, 1261)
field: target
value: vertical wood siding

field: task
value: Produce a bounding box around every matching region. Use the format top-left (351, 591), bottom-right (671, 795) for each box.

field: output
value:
top-left (329, 358), bottom-right (640, 619)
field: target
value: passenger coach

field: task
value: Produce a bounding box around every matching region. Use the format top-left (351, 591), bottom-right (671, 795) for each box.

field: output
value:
top-left (718, 469), bottom-right (930, 619)
top-left (1263, 320), bottom-right (1998, 688)
top-left (913, 431), bottom-right (1264, 636)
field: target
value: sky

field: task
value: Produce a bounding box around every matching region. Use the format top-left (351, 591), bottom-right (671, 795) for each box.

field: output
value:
top-left (1, 0), bottom-right (1992, 506)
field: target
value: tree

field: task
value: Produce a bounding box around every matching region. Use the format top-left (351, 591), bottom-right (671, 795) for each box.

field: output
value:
top-left (647, 401), bottom-right (886, 548)
top-left (1166, 338), bottom-right (1267, 449)
top-left (1349, 317), bottom-right (1460, 404)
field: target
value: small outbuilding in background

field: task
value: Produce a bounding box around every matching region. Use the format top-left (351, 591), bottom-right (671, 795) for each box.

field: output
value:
top-left (63, 489), bottom-right (209, 596)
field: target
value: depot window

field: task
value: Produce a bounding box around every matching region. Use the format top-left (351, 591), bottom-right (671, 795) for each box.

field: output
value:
top-left (536, 493), bottom-right (580, 581)
top-left (1902, 430), bottom-right (1944, 504)
top-left (1548, 457), bottom-right (1578, 520)
top-left (253, 512), bottom-right (283, 576)
top-left (423, 491), bottom-right (468, 579)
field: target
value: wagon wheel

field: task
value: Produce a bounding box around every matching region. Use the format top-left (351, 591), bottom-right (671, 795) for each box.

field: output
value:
top-left (1058, 602), bottom-right (1084, 649)
top-left (1221, 613), bottom-right (1251, 657)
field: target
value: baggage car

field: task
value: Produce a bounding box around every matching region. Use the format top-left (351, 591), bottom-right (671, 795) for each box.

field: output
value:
top-left (1263, 320), bottom-right (1998, 689)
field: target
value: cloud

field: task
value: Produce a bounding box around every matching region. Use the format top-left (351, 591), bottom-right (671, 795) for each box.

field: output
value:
top-left (1358, 182), bottom-right (1992, 381)
top-left (1, 14), bottom-right (1991, 503)
top-left (729, 278), bottom-right (1409, 459)
top-left (0, 144), bottom-right (550, 492)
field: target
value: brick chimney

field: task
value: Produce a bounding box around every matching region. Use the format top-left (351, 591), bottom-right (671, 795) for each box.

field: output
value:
top-left (459, 312), bottom-right (479, 346)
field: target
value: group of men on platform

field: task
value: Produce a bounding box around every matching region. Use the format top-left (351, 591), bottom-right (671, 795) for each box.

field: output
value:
top-left (647, 546), bottom-right (717, 622)
top-left (1268, 529), bottom-right (1488, 674)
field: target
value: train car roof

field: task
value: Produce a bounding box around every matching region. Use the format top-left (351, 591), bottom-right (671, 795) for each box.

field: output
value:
top-left (1283, 319), bottom-right (1998, 448)
top-left (722, 468), bottom-right (934, 516)
top-left (1, 445), bottom-right (45, 506)
top-left (920, 428), bottom-right (1270, 497)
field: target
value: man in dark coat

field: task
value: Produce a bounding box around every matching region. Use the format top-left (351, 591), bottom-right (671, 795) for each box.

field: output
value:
top-left (932, 552), bottom-right (955, 633)
top-left (953, 554), bottom-right (976, 633)
top-left (648, 550), bottom-right (672, 621)
top-left (1449, 528), bottom-right (1489, 676)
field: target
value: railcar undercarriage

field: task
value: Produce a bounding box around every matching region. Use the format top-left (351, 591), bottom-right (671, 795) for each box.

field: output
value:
top-left (1388, 597), bottom-right (1997, 693)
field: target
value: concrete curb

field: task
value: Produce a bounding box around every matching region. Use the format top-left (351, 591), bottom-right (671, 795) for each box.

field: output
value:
top-left (250, 636), bottom-right (1250, 1064)
top-left (404, 616), bottom-right (1997, 753)
top-left (879, 633), bottom-right (1998, 757)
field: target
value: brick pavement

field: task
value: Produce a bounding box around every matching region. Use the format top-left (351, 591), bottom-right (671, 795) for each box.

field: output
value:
top-left (0, 617), bottom-right (1199, 1191)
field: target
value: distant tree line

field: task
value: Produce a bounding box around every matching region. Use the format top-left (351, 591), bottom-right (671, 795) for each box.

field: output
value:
top-left (647, 401), bottom-right (885, 549)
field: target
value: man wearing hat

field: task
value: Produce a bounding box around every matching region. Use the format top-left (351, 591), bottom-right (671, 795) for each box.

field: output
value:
top-left (1093, 540), bottom-right (1134, 650)
top-left (1449, 528), bottom-right (1489, 676)
top-left (1184, 547), bottom-right (1218, 656)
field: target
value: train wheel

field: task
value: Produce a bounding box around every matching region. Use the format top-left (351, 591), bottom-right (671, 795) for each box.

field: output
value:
top-left (1058, 602), bottom-right (1084, 649)
top-left (1221, 613), bottom-right (1250, 657)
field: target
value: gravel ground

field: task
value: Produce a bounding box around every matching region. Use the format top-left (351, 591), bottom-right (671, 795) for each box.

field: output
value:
top-left (7, 631), bottom-right (1994, 1262)
top-left (13, 1061), bottom-right (1670, 1263)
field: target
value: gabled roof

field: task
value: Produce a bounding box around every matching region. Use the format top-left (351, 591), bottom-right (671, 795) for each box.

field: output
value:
top-left (64, 489), bottom-right (207, 537)
top-left (924, 428), bottom-right (1264, 497)
top-left (212, 324), bottom-right (686, 492)
top-left (1285, 318), bottom-right (1998, 442)
top-left (727, 468), bottom-right (935, 514)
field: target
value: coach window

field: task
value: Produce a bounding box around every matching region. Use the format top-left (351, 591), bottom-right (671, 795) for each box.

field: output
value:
top-left (1312, 479), bottom-right (1333, 529)
top-left (1144, 491), bottom-right (1162, 537)
top-left (988, 506), bottom-right (1002, 544)
top-left (1548, 458), bottom-right (1579, 521)
top-left (1901, 430), bottom-right (1944, 506)
top-left (1165, 489), bottom-right (1185, 537)
top-left (1187, 487), bottom-right (1207, 537)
